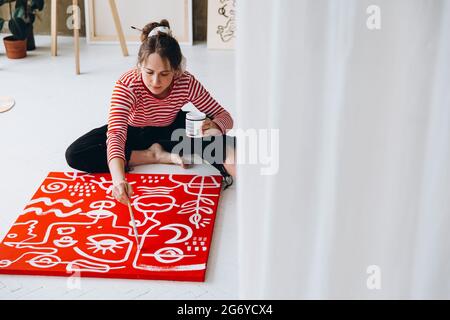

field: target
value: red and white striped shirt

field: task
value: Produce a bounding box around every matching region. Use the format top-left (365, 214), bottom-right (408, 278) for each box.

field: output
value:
top-left (106, 68), bottom-right (234, 163)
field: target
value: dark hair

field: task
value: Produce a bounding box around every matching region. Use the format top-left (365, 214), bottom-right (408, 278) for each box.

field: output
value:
top-left (137, 19), bottom-right (183, 73)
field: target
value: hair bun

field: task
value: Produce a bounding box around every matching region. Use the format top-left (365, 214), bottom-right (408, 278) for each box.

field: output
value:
top-left (159, 19), bottom-right (170, 28)
top-left (140, 20), bottom-right (172, 42)
top-left (141, 22), bottom-right (159, 42)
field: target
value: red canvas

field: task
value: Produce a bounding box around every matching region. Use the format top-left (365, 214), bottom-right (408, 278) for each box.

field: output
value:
top-left (0, 172), bottom-right (223, 282)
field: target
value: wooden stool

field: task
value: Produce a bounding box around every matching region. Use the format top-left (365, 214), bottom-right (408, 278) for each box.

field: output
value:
top-left (51, 0), bottom-right (129, 75)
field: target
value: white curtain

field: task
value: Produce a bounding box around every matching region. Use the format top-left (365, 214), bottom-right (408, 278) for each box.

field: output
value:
top-left (235, 0), bottom-right (450, 299)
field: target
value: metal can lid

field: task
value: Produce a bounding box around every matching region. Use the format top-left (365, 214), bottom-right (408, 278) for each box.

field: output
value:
top-left (186, 111), bottom-right (206, 121)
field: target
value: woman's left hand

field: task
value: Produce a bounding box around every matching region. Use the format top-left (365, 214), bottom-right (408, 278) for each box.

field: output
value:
top-left (202, 118), bottom-right (222, 137)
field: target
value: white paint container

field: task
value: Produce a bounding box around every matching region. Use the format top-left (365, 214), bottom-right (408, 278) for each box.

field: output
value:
top-left (186, 111), bottom-right (206, 138)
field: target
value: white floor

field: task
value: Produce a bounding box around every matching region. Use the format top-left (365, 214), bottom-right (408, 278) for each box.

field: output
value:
top-left (0, 35), bottom-right (238, 299)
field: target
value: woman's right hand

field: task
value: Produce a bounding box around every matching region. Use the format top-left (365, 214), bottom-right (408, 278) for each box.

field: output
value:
top-left (112, 180), bottom-right (133, 205)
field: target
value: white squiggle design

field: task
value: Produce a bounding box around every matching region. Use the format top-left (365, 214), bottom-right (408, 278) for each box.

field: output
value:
top-left (90, 200), bottom-right (116, 209)
top-left (169, 175), bottom-right (221, 197)
top-left (0, 247), bottom-right (58, 268)
top-left (177, 176), bottom-right (217, 229)
top-left (142, 247), bottom-right (193, 264)
top-left (2, 221), bottom-right (39, 246)
top-left (53, 236), bottom-right (77, 248)
top-left (22, 207), bottom-right (82, 217)
top-left (136, 263), bottom-right (206, 272)
top-left (0, 260), bottom-right (12, 268)
top-left (57, 227), bottom-right (75, 235)
top-left (27, 197), bottom-right (84, 208)
top-left (27, 254), bottom-right (62, 268)
top-left (5, 209), bottom-right (134, 249)
top-left (89, 176), bottom-right (136, 194)
top-left (40, 182), bottom-right (67, 194)
top-left (131, 174), bottom-right (219, 271)
top-left (187, 176), bottom-right (222, 189)
top-left (136, 186), bottom-right (174, 195)
top-left (66, 260), bottom-right (110, 273)
top-left (131, 183), bottom-right (186, 228)
top-left (73, 234), bottom-right (132, 264)
top-left (179, 201), bottom-right (214, 215)
top-left (66, 259), bottom-right (124, 273)
top-left (0, 249), bottom-right (124, 274)
top-left (159, 224), bottom-right (193, 244)
top-left (196, 218), bottom-right (211, 228)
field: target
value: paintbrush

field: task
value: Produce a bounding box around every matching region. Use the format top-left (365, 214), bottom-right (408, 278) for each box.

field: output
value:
top-left (127, 200), bottom-right (141, 250)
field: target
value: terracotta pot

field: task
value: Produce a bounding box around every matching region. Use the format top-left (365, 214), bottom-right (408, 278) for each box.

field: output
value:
top-left (3, 36), bottom-right (27, 59)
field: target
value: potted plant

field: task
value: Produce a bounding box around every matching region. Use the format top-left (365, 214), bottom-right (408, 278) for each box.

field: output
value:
top-left (0, 0), bottom-right (44, 59)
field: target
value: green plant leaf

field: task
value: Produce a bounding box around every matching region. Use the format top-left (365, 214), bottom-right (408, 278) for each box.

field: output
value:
top-left (13, 6), bottom-right (25, 19)
top-left (9, 17), bottom-right (27, 40)
top-left (15, 0), bottom-right (27, 9)
top-left (0, 17), bottom-right (5, 31)
top-left (31, 0), bottom-right (44, 11)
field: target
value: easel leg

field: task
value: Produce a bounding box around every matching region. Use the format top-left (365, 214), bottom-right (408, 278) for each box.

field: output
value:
top-left (51, 0), bottom-right (57, 56)
top-left (108, 0), bottom-right (129, 57)
top-left (73, 0), bottom-right (80, 74)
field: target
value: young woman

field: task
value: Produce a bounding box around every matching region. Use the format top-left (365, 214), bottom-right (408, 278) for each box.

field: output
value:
top-left (65, 19), bottom-right (236, 205)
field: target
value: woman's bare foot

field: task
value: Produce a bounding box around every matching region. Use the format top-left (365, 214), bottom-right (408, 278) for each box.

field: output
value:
top-left (148, 143), bottom-right (187, 168)
top-left (128, 143), bottom-right (188, 169)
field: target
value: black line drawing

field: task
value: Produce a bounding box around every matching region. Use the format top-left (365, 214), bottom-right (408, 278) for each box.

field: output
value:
top-left (216, 0), bottom-right (236, 43)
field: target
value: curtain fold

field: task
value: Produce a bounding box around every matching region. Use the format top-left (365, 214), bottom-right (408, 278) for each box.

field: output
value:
top-left (236, 0), bottom-right (450, 299)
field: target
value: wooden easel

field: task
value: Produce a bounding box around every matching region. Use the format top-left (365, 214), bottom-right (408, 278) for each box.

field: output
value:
top-left (51, 0), bottom-right (129, 75)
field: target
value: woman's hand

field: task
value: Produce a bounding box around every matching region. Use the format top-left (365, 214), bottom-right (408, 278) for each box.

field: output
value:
top-left (112, 180), bottom-right (133, 205)
top-left (202, 118), bottom-right (223, 137)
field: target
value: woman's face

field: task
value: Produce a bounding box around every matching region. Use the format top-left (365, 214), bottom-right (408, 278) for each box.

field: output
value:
top-left (141, 53), bottom-right (175, 97)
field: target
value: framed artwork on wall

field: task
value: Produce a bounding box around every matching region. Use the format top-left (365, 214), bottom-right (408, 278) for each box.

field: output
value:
top-left (207, 0), bottom-right (236, 50)
top-left (84, 0), bottom-right (193, 46)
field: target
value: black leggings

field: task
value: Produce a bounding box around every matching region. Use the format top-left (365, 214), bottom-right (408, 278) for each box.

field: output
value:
top-left (65, 110), bottom-right (236, 174)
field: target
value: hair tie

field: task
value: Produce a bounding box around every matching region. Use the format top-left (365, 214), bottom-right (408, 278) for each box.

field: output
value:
top-left (149, 26), bottom-right (172, 38)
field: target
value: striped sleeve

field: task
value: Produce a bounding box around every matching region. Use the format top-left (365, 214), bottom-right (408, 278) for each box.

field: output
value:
top-left (106, 80), bottom-right (136, 164)
top-left (187, 75), bottom-right (234, 134)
